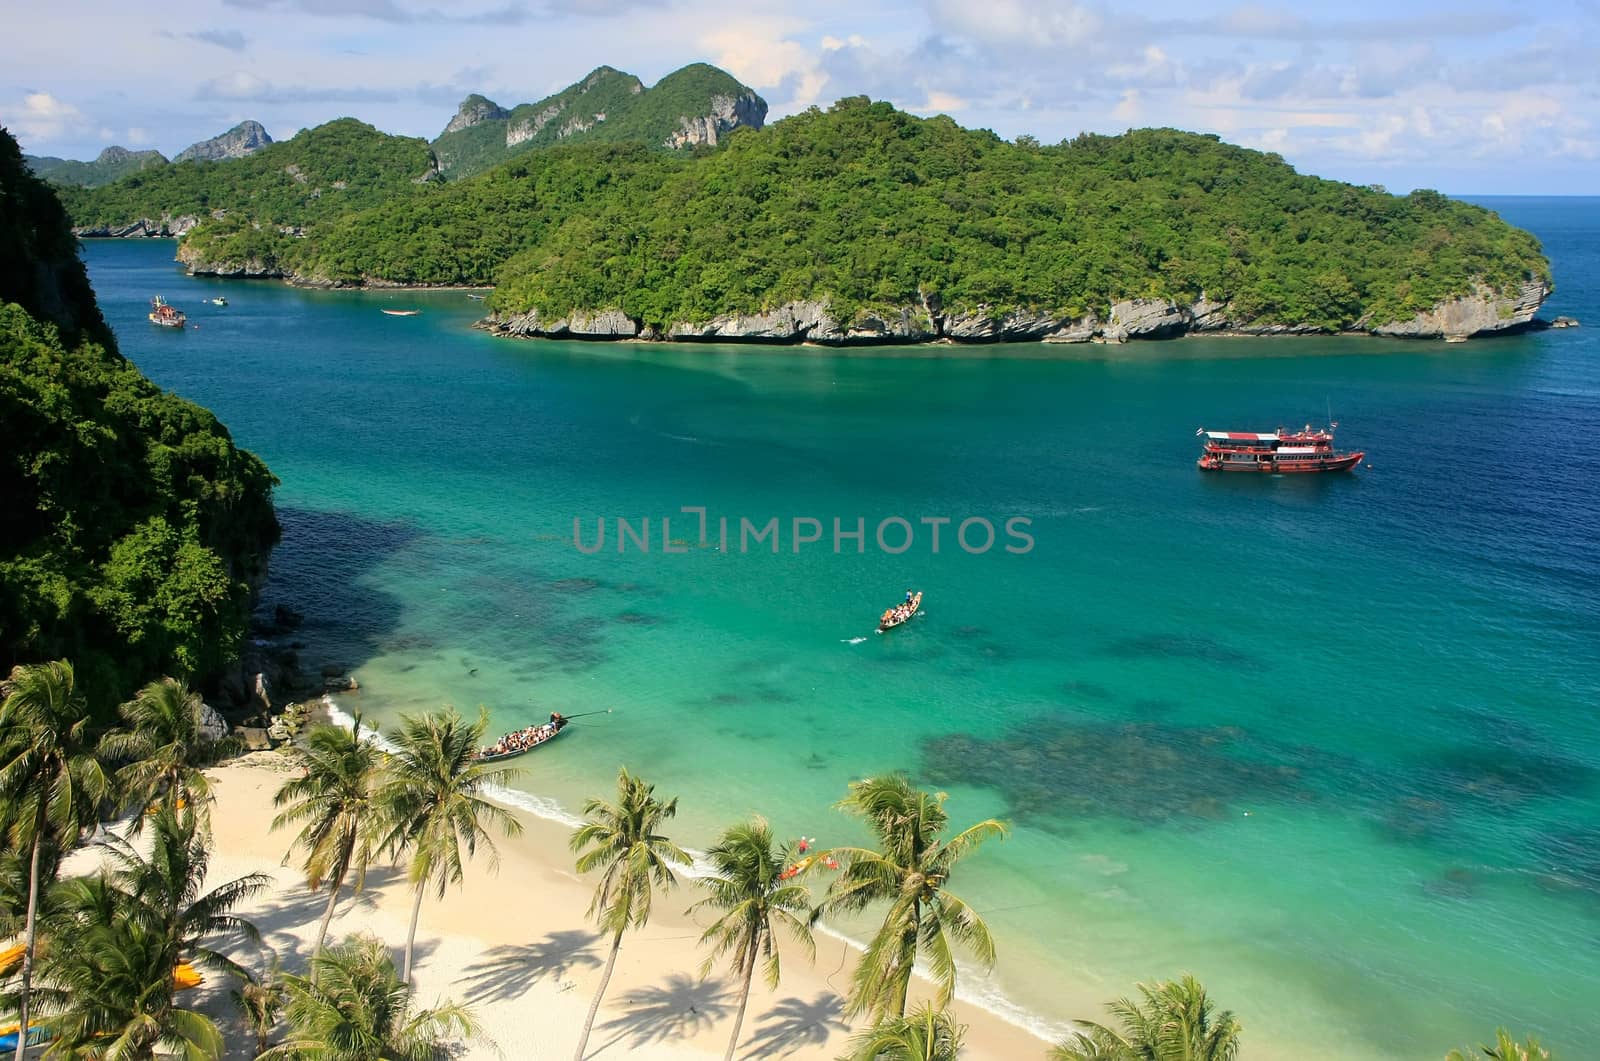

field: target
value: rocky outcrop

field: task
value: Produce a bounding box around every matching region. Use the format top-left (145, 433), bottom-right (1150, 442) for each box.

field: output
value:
top-left (443, 94), bottom-right (509, 135)
top-left (74, 213), bottom-right (201, 238)
top-left (479, 276), bottom-right (1553, 348)
top-left (506, 104), bottom-right (562, 147)
top-left (175, 120), bottom-right (272, 163)
top-left (176, 238), bottom-right (282, 278)
top-left (665, 91), bottom-right (768, 148)
top-left (1370, 279), bottom-right (1549, 339)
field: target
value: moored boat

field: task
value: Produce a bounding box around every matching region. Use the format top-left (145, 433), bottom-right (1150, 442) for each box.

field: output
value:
top-left (878, 590), bottom-right (923, 632)
top-left (1196, 425), bottom-right (1364, 473)
top-left (474, 713), bottom-right (569, 763)
top-left (382, 308), bottom-right (421, 316)
top-left (148, 296), bottom-right (186, 328)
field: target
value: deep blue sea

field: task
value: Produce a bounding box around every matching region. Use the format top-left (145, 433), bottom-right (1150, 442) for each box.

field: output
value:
top-left (83, 196), bottom-right (1600, 1058)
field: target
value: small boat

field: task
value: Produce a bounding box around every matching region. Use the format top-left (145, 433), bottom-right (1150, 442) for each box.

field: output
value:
top-left (473, 714), bottom-right (570, 763)
top-left (148, 296), bottom-right (186, 328)
top-left (878, 591), bottom-right (923, 632)
top-left (466, 293), bottom-right (486, 301)
top-left (209, 296), bottom-right (228, 306)
top-left (1196, 425), bottom-right (1364, 473)
top-left (382, 309), bottom-right (421, 317)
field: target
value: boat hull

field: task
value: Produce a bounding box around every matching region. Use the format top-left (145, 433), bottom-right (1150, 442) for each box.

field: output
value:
top-left (1198, 452), bottom-right (1364, 473)
top-left (474, 718), bottom-right (569, 762)
top-left (878, 591), bottom-right (923, 632)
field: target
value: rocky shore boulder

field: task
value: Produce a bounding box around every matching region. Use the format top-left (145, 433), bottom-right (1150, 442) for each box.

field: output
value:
top-left (1371, 279), bottom-right (1550, 339)
top-left (1106, 299), bottom-right (1189, 341)
top-left (668, 301), bottom-right (841, 342)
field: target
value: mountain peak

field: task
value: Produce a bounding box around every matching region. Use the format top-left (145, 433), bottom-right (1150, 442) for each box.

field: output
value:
top-left (442, 94), bottom-right (510, 137)
top-left (175, 120), bottom-right (272, 164)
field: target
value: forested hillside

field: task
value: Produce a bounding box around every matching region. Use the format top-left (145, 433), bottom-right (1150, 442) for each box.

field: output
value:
top-left (0, 128), bottom-right (279, 715)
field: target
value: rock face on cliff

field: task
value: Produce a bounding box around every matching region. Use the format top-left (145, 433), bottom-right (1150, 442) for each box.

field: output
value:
top-left (481, 279), bottom-right (1554, 348)
top-left (443, 94), bottom-right (510, 135)
top-left (75, 213), bottom-right (202, 238)
top-left (1370, 279), bottom-right (1550, 339)
top-left (175, 120), bottom-right (273, 163)
top-left (429, 62), bottom-right (767, 178)
top-left (664, 90), bottom-right (768, 148)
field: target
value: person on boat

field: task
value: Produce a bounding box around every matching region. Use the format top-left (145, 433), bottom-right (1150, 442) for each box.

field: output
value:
top-left (905, 590), bottom-right (915, 604)
top-left (550, 711), bottom-right (565, 726)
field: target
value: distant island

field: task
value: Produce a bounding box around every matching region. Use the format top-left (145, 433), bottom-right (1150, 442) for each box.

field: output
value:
top-left (42, 63), bottom-right (1553, 343)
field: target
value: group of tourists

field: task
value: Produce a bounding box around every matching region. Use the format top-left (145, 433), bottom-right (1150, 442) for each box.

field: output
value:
top-left (880, 589), bottom-right (920, 628)
top-left (478, 712), bottom-right (566, 759)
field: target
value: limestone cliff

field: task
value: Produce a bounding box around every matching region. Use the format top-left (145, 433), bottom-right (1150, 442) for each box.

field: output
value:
top-left (175, 120), bottom-right (273, 163)
top-left (480, 279), bottom-right (1554, 347)
top-left (663, 91), bottom-right (768, 148)
top-left (442, 94), bottom-right (509, 135)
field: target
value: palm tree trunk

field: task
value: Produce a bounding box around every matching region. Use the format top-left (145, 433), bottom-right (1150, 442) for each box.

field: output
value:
top-left (895, 897), bottom-right (921, 1019)
top-left (722, 936), bottom-right (759, 1061)
top-left (402, 879), bottom-right (426, 984)
top-left (13, 831), bottom-right (42, 1061)
top-left (573, 928), bottom-right (623, 1061)
top-left (311, 872), bottom-right (344, 969)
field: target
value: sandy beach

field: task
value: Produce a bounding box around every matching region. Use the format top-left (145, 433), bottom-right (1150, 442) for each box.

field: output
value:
top-left (183, 754), bottom-right (1055, 1060)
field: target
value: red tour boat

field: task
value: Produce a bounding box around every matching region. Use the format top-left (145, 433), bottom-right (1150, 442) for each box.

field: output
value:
top-left (1196, 425), bottom-right (1364, 473)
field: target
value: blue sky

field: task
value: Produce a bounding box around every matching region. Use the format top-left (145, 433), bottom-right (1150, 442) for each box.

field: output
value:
top-left (3, 0), bottom-right (1597, 193)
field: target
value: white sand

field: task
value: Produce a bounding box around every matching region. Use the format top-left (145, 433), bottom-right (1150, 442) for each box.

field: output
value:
top-left (181, 755), bottom-right (1054, 1060)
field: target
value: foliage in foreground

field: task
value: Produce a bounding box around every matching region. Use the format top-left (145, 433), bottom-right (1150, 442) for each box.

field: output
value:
top-left (843, 1003), bottom-right (967, 1061)
top-left (1051, 973), bottom-right (1242, 1061)
top-left (261, 933), bottom-right (479, 1061)
top-left (1445, 1029), bottom-right (1554, 1060)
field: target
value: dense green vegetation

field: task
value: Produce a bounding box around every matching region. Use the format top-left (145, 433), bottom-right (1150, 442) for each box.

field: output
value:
top-left (25, 146), bottom-right (169, 187)
top-left (58, 119), bottom-right (436, 275)
top-left (55, 96), bottom-right (1549, 335)
top-left (484, 98), bottom-right (1548, 330)
top-left (288, 97), bottom-right (1548, 331)
top-left (431, 63), bottom-right (762, 179)
top-left (0, 128), bottom-right (278, 715)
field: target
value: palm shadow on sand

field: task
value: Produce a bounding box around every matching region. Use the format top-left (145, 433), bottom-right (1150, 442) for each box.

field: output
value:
top-left (454, 930), bottom-right (603, 1002)
top-left (590, 972), bottom-right (733, 1056)
top-left (740, 992), bottom-right (850, 1058)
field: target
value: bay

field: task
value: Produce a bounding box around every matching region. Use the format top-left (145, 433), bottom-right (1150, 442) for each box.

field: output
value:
top-left (85, 197), bottom-right (1600, 1058)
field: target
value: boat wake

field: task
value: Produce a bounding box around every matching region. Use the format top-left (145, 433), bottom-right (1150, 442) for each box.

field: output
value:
top-left (842, 636), bottom-right (869, 645)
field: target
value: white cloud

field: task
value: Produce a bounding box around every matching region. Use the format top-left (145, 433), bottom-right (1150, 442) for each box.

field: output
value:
top-left (5, 92), bottom-right (90, 145)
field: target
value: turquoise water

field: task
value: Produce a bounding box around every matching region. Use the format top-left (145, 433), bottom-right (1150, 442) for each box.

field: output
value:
top-left (85, 198), bottom-right (1600, 1058)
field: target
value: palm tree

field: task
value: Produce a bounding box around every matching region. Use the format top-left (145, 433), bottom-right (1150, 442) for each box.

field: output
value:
top-left (844, 1003), bottom-right (967, 1061)
top-left (689, 817), bottom-right (816, 1061)
top-left (231, 957), bottom-right (287, 1057)
top-left (272, 718), bottom-right (381, 964)
top-left (569, 768), bottom-right (691, 1061)
top-left (100, 676), bottom-right (228, 830)
top-left (819, 774), bottom-right (1007, 1022)
top-left (32, 908), bottom-right (226, 1059)
top-left (32, 808), bottom-right (266, 1059)
top-left (260, 933), bottom-right (479, 1061)
top-left (373, 707), bottom-right (523, 983)
top-left (1446, 1029), bottom-right (1553, 1060)
top-left (0, 659), bottom-right (112, 1061)
top-left (1050, 974), bottom-right (1242, 1061)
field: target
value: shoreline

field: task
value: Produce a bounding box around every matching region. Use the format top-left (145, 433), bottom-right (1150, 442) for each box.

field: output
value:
top-left (195, 751), bottom-right (1057, 1059)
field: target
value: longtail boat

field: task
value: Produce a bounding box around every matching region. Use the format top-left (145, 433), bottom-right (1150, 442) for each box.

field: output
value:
top-left (474, 715), bottom-right (569, 763)
top-left (381, 309), bottom-right (421, 317)
top-left (878, 591), bottom-right (923, 633)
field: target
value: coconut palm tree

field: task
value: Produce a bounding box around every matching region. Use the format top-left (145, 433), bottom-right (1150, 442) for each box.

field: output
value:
top-left (689, 816), bottom-right (816, 1061)
top-left (100, 676), bottom-right (228, 831)
top-left (569, 768), bottom-right (691, 1061)
top-left (1050, 974), bottom-right (1242, 1061)
top-left (0, 659), bottom-right (112, 1061)
top-left (231, 957), bottom-right (287, 1057)
top-left (819, 774), bottom-right (1007, 1022)
top-left (260, 933), bottom-right (479, 1061)
top-left (844, 1003), bottom-right (967, 1061)
top-left (32, 808), bottom-right (266, 1059)
top-left (372, 707), bottom-right (522, 983)
top-left (1446, 1029), bottom-right (1553, 1060)
top-left (31, 906), bottom-right (226, 1059)
top-left (272, 718), bottom-right (381, 964)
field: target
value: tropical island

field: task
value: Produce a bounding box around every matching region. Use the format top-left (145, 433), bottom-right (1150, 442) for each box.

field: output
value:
top-left (38, 63), bottom-right (1553, 344)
